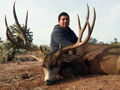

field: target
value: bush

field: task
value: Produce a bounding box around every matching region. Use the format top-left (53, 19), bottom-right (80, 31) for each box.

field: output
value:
top-left (0, 40), bottom-right (15, 63)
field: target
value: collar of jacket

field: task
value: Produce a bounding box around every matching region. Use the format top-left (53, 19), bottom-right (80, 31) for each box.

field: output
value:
top-left (54, 24), bottom-right (71, 32)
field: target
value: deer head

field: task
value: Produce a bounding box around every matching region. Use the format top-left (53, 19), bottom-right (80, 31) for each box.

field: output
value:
top-left (5, 2), bottom-right (96, 85)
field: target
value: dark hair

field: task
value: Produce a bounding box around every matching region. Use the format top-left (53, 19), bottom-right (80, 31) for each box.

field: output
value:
top-left (58, 12), bottom-right (70, 21)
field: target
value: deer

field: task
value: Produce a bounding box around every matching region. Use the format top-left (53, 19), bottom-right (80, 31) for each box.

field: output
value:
top-left (7, 2), bottom-right (117, 85)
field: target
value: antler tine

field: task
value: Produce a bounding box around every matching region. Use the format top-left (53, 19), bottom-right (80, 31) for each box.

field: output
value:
top-left (13, 2), bottom-right (27, 45)
top-left (24, 10), bottom-right (28, 29)
top-left (5, 16), bottom-right (14, 41)
top-left (90, 8), bottom-right (96, 35)
top-left (77, 15), bottom-right (81, 42)
top-left (77, 14), bottom-right (81, 30)
top-left (77, 4), bottom-right (90, 42)
top-left (82, 4), bottom-right (90, 31)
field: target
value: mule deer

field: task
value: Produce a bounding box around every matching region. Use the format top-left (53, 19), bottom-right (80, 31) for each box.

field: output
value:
top-left (5, 3), bottom-right (97, 85)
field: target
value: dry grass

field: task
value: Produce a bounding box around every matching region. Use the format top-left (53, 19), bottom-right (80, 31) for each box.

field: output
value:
top-left (0, 60), bottom-right (120, 90)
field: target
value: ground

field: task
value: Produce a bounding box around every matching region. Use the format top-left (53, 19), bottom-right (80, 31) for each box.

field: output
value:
top-left (0, 61), bottom-right (120, 90)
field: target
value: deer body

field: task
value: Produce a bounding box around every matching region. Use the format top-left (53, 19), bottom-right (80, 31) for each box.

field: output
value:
top-left (77, 44), bottom-right (120, 74)
top-left (5, 2), bottom-right (99, 85)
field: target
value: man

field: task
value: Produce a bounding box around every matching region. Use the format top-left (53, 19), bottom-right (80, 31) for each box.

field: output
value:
top-left (50, 12), bottom-right (78, 52)
top-left (50, 12), bottom-right (89, 75)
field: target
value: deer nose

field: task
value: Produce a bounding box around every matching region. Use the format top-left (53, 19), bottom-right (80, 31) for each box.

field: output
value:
top-left (45, 80), bottom-right (51, 85)
top-left (45, 80), bottom-right (56, 85)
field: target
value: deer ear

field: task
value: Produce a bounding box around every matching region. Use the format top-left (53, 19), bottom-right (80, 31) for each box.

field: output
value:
top-left (30, 55), bottom-right (45, 63)
top-left (55, 43), bottom-right (62, 57)
top-left (62, 55), bottom-right (81, 63)
top-left (30, 51), bottom-right (45, 63)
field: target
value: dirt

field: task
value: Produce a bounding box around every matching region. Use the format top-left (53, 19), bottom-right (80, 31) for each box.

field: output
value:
top-left (0, 61), bottom-right (120, 90)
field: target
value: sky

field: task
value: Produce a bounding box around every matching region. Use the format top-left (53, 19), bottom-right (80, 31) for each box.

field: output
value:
top-left (0, 0), bottom-right (120, 45)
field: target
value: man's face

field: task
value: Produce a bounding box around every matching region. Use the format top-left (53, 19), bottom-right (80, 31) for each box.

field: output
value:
top-left (58, 16), bottom-right (70, 28)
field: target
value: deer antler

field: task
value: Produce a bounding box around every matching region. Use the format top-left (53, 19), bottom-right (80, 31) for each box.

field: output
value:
top-left (5, 2), bottom-right (38, 51)
top-left (77, 4), bottom-right (90, 42)
top-left (60, 5), bottom-right (96, 54)
top-left (13, 2), bottom-right (28, 45)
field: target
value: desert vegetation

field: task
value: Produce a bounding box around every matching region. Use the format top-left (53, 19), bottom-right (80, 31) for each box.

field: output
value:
top-left (0, 23), bottom-right (51, 63)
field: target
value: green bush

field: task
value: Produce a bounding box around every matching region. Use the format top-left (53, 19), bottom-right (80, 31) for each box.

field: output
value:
top-left (0, 40), bottom-right (15, 63)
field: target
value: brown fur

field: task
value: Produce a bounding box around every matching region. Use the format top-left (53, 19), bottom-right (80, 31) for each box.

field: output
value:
top-left (76, 43), bottom-right (120, 74)
top-left (20, 43), bottom-right (120, 84)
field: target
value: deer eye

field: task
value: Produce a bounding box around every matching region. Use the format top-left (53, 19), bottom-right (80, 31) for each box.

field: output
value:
top-left (50, 64), bottom-right (59, 70)
top-left (42, 63), bottom-right (46, 68)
